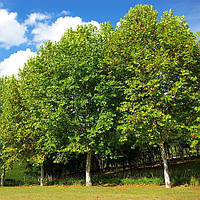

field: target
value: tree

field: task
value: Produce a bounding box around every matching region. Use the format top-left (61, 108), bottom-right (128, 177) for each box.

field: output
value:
top-left (0, 77), bottom-right (25, 186)
top-left (19, 44), bottom-right (61, 186)
top-left (19, 23), bottom-right (121, 186)
top-left (50, 24), bottom-right (120, 186)
top-left (107, 5), bottom-right (200, 188)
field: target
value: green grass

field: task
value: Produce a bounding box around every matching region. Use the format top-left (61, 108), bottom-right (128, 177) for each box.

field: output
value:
top-left (0, 185), bottom-right (200, 200)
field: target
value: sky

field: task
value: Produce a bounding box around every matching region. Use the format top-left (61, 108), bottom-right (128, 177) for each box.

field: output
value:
top-left (0, 0), bottom-right (200, 77)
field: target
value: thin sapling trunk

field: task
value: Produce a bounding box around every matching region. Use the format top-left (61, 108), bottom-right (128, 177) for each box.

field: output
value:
top-left (0, 167), bottom-right (5, 187)
top-left (40, 163), bottom-right (45, 186)
top-left (86, 151), bottom-right (92, 186)
top-left (160, 138), bottom-right (171, 188)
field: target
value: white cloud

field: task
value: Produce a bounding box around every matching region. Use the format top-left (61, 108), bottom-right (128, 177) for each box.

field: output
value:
top-left (60, 10), bottom-right (70, 15)
top-left (31, 16), bottom-right (100, 45)
top-left (0, 49), bottom-right (36, 77)
top-left (0, 9), bottom-right (27, 49)
top-left (116, 21), bottom-right (121, 27)
top-left (24, 12), bottom-right (50, 26)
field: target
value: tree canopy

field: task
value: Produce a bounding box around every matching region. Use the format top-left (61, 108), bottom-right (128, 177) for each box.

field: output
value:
top-left (0, 4), bottom-right (199, 188)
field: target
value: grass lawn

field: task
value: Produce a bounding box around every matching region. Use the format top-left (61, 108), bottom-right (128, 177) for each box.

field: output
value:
top-left (0, 185), bottom-right (199, 200)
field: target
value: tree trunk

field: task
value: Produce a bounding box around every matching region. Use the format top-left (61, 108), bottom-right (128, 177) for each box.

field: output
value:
top-left (40, 163), bottom-right (44, 186)
top-left (1, 167), bottom-right (5, 187)
top-left (86, 151), bottom-right (92, 186)
top-left (160, 139), bottom-right (171, 188)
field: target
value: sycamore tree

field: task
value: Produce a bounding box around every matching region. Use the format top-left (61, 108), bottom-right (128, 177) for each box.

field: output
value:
top-left (51, 24), bottom-right (120, 186)
top-left (107, 5), bottom-right (200, 188)
top-left (19, 36), bottom-right (80, 187)
top-left (19, 44), bottom-right (63, 186)
top-left (0, 76), bottom-right (26, 186)
top-left (19, 23), bottom-right (120, 186)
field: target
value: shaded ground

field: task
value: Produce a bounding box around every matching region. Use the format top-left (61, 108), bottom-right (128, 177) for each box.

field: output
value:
top-left (0, 185), bottom-right (199, 200)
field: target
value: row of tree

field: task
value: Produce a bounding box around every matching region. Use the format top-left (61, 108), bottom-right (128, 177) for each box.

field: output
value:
top-left (0, 5), bottom-right (199, 188)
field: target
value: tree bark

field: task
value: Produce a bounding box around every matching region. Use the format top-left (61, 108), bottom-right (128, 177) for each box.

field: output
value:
top-left (40, 163), bottom-right (44, 186)
top-left (160, 138), bottom-right (171, 188)
top-left (86, 151), bottom-right (92, 186)
top-left (1, 167), bottom-right (5, 187)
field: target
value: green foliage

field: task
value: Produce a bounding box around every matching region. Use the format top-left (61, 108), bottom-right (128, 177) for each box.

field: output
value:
top-left (47, 178), bottom-right (85, 186)
top-left (3, 161), bottom-right (38, 186)
top-left (121, 177), bottom-right (163, 185)
top-left (190, 177), bottom-right (199, 186)
top-left (18, 23), bottom-right (120, 165)
top-left (109, 4), bottom-right (200, 187)
top-left (0, 4), bottom-right (199, 187)
top-left (115, 4), bottom-right (200, 146)
top-left (0, 76), bottom-right (24, 169)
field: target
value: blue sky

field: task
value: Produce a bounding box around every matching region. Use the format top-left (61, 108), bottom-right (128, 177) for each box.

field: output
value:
top-left (0, 0), bottom-right (200, 76)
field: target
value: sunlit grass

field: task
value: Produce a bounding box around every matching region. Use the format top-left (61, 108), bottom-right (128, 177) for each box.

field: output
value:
top-left (0, 185), bottom-right (199, 200)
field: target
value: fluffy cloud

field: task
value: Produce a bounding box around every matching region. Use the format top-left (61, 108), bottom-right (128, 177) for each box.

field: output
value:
top-left (0, 49), bottom-right (36, 77)
top-left (0, 8), bottom-right (100, 49)
top-left (0, 9), bottom-right (27, 49)
top-left (31, 16), bottom-right (100, 45)
top-left (0, 9), bottom-right (101, 76)
top-left (24, 12), bottom-right (50, 26)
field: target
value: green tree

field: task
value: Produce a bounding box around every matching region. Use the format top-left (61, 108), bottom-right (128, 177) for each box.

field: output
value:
top-left (0, 77), bottom-right (25, 186)
top-left (109, 5), bottom-right (200, 188)
top-left (19, 45), bottom-right (61, 186)
top-left (19, 23), bottom-right (120, 186)
top-left (51, 24), bottom-right (120, 186)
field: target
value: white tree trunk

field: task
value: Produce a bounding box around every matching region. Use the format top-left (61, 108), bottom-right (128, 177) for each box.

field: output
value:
top-left (1, 167), bottom-right (5, 187)
top-left (160, 139), bottom-right (171, 188)
top-left (40, 163), bottom-right (44, 186)
top-left (86, 151), bottom-right (92, 186)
